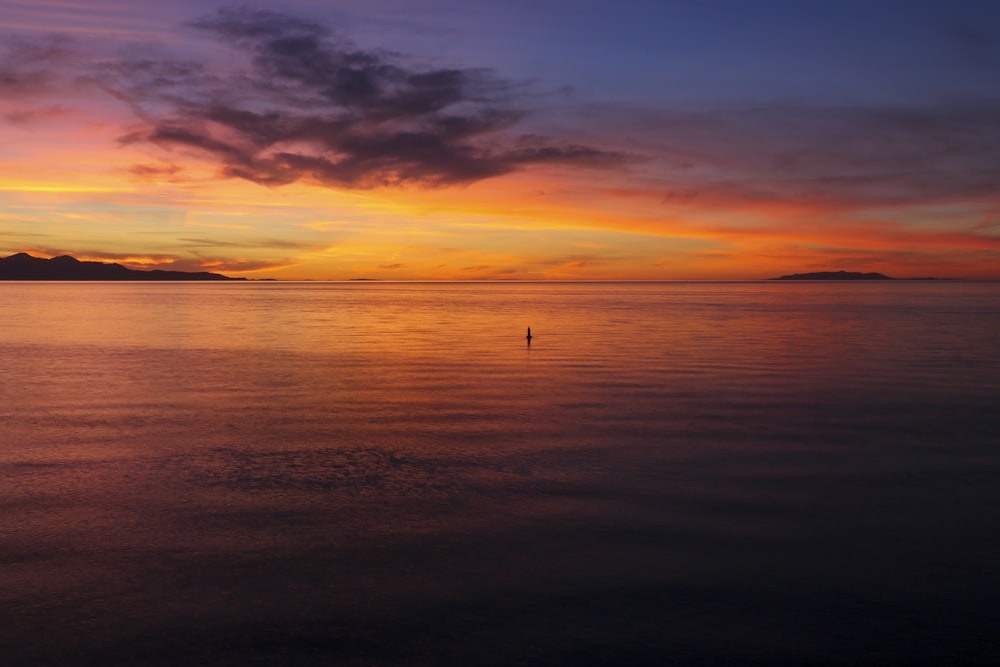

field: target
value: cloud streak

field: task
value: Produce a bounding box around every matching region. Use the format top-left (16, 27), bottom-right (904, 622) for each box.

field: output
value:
top-left (627, 102), bottom-right (1000, 212)
top-left (0, 34), bottom-right (72, 97)
top-left (106, 7), bottom-right (626, 190)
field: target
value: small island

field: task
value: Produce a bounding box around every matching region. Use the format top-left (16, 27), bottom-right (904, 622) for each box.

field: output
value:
top-left (772, 271), bottom-right (893, 281)
top-left (0, 253), bottom-right (245, 281)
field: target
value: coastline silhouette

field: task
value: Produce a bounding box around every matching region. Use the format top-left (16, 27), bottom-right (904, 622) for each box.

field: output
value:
top-left (771, 270), bottom-right (893, 281)
top-left (0, 253), bottom-right (244, 281)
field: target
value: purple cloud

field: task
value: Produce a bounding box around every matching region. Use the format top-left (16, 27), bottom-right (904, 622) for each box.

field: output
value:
top-left (107, 7), bottom-right (627, 189)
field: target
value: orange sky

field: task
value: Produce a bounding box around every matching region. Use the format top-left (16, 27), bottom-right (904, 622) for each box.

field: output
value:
top-left (2, 1), bottom-right (1000, 279)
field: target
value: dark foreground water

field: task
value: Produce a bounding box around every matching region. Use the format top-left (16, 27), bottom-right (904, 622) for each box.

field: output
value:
top-left (2, 281), bottom-right (999, 665)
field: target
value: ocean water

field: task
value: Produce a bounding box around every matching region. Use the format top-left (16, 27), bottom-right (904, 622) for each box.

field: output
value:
top-left (1, 281), bottom-right (998, 665)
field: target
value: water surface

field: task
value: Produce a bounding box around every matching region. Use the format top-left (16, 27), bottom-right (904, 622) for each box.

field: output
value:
top-left (2, 281), bottom-right (998, 665)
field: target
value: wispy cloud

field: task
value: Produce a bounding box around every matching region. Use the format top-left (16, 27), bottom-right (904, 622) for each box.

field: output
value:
top-left (612, 101), bottom-right (1000, 213)
top-left (0, 34), bottom-right (72, 97)
top-left (125, 163), bottom-right (185, 182)
top-left (178, 236), bottom-right (318, 250)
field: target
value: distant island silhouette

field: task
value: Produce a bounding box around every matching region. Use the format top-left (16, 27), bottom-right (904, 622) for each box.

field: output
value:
top-left (772, 271), bottom-right (894, 281)
top-left (0, 253), bottom-right (245, 281)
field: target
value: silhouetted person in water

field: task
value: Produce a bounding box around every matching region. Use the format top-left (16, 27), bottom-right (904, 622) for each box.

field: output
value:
top-left (527, 327), bottom-right (532, 343)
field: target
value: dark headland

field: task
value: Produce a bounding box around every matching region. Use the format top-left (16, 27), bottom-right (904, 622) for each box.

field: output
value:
top-left (772, 270), bottom-right (894, 281)
top-left (0, 253), bottom-right (245, 281)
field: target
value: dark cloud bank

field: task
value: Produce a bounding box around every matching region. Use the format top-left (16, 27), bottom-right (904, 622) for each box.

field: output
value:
top-left (110, 7), bottom-right (625, 189)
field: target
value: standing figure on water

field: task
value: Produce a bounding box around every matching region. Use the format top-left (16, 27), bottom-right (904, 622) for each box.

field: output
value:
top-left (526, 326), bottom-right (532, 342)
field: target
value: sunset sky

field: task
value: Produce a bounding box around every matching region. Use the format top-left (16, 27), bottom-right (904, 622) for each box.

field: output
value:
top-left (2, 0), bottom-right (999, 279)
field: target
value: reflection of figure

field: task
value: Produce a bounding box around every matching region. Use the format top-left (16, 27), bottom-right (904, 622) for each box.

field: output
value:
top-left (526, 326), bottom-right (532, 343)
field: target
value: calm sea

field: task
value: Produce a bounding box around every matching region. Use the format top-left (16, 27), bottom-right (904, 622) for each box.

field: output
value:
top-left (2, 281), bottom-right (999, 665)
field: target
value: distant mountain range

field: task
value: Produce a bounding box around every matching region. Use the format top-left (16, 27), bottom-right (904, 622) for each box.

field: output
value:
top-left (772, 271), bottom-right (893, 281)
top-left (0, 253), bottom-right (244, 281)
